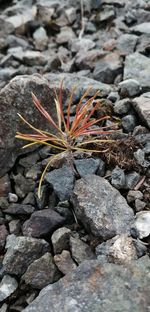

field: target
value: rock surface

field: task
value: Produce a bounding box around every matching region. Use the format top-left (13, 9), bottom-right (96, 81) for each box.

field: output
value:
top-left (71, 175), bottom-right (134, 240)
top-left (23, 256), bottom-right (150, 312)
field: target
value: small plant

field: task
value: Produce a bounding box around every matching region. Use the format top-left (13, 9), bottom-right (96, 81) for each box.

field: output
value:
top-left (16, 82), bottom-right (114, 198)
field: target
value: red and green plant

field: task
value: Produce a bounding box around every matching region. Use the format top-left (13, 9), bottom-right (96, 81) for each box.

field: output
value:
top-left (16, 82), bottom-right (115, 198)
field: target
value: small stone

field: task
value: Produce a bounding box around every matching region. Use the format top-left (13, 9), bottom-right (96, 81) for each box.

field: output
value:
top-left (0, 275), bottom-right (18, 302)
top-left (9, 220), bottom-right (21, 235)
top-left (116, 34), bottom-right (138, 55)
top-left (114, 98), bottom-right (131, 115)
top-left (111, 166), bottom-right (125, 189)
top-left (45, 165), bottom-right (75, 201)
top-left (93, 52), bottom-right (122, 84)
top-left (22, 192), bottom-right (36, 206)
top-left (131, 211), bottom-right (150, 239)
top-left (125, 172), bottom-right (140, 189)
top-left (37, 5), bottom-right (54, 24)
top-left (22, 209), bottom-right (65, 238)
top-left (127, 190), bottom-right (143, 203)
top-left (0, 303), bottom-right (8, 312)
top-left (96, 234), bottom-right (138, 264)
top-left (22, 253), bottom-right (60, 289)
top-left (122, 114), bottom-right (137, 132)
top-left (134, 149), bottom-right (150, 168)
top-left (97, 8), bottom-right (115, 22)
top-left (25, 165), bottom-right (41, 180)
top-left (135, 199), bottom-right (146, 212)
top-left (131, 22), bottom-right (150, 35)
top-left (54, 250), bottom-right (77, 275)
top-left (132, 96), bottom-right (150, 129)
top-left (13, 173), bottom-right (35, 199)
top-left (3, 235), bottom-right (49, 276)
top-left (33, 26), bottom-right (48, 51)
top-left (124, 52), bottom-right (150, 91)
top-left (0, 197), bottom-right (9, 210)
top-left (0, 225), bottom-right (8, 251)
top-left (74, 158), bottom-right (100, 177)
top-left (56, 27), bottom-right (76, 44)
top-left (51, 227), bottom-right (71, 254)
top-left (23, 51), bottom-right (47, 66)
top-left (65, 7), bottom-right (76, 24)
top-left (70, 38), bottom-right (95, 53)
top-left (4, 203), bottom-right (35, 216)
top-left (0, 174), bottom-right (11, 197)
top-left (119, 79), bottom-right (141, 97)
top-left (70, 235), bottom-right (95, 264)
top-left (8, 193), bottom-right (18, 203)
top-left (19, 152), bottom-right (40, 168)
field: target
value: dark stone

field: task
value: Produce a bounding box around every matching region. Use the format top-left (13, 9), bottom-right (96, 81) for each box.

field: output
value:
top-left (3, 234), bottom-right (49, 276)
top-left (0, 225), bottom-right (8, 251)
top-left (22, 209), bottom-right (65, 238)
top-left (45, 165), bottom-right (75, 201)
top-left (4, 203), bottom-right (35, 216)
top-left (74, 158), bottom-right (100, 177)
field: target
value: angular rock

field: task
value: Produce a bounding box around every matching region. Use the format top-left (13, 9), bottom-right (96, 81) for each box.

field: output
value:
top-left (33, 26), bottom-right (48, 51)
top-left (5, 8), bottom-right (34, 35)
top-left (124, 52), bottom-right (150, 91)
top-left (127, 190), bottom-right (143, 203)
top-left (131, 22), bottom-right (150, 35)
top-left (9, 219), bottom-right (21, 235)
top-left (125, 172), bottom-right (140, 189)
top-left (44, 73), bottom-right (113, 98)
top-left (56, 27), bottom-right (76, 44)
top-left (96, 234), bottom-right (142, 264)
top-left (131, 211), bottom-right (150, 240)
top-left (134, 149), bottom-right (150, 168)
top-left (70, 235), bottom-right (96, 264)
top-left (4, 203), bottom-right (35, 216)
top-left (0, 174), bottom-right (11, 197)
top-left (116, 34), bottom-right (138, 55)
top-left (51, 227), bottom-right (71, 254)
top-left (0, 275), bottom-right (18, 302)
top-left (114, 98), bottom-right (131, 115)
top-left (119, 79), bottom-right (141, 97)
top-left (132, 96), bottom-right (150, 129)
top-left (0, 224), bottom-right (8, 251)
top-left (3, 234), bottom-right (49, 276)
top-left (71, 175), bottom-right (134, 240)
top-left (122, 114), bottom-right (137, 132)
top-left (8, 192), bottom-right (18, 203)
top-left (22, 253), bottom-right (60, 289)
top-left (74, 158), bottom-right (100, 177)
top-left (13, 173), bottom-right (35, 198)
top-left (93, 52), bottom-right (122, 84)
top-left (70, 38), bottom-right (95, 53)
top-left (111, 166), bottom-right (125, 189)
top-left (0, 74), bottom-right (59, 176)
top-left (135, 199), bottom-right (146, 212)
top-left (22, 209), bottom-right (65, 238)
top-left (23, 51), bottom-right (47, 66)
top-left (54, 250), bottom-right (77, 275)
top-left (22, 256), bottom-right (150, 312)
top-left (45, 165), bottom-right (75, 201)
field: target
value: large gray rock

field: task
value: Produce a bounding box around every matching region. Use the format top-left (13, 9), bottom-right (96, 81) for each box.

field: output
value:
top-left (3, 234), bottom-right (49, 276)
top-left (0, 74), bottom-right (58, 177)
top-left (23, 256), bottom-right (150, 312)
top-left (71, 175), bottom-right (134, 240)
top-left (131, 23), bottom-right (150, 35)
top-left (124, 52), bottom-right (150, 91)
top-left (0, 275), bottom-right (18, 302)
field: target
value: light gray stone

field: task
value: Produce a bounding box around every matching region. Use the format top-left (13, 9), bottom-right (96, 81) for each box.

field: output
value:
top-left (132, 96), bottom-right (150, 129)
top-left (71, 175), bottom-right (134, 240)
top-left (54, 250), bottom-right (77, 274)
top-left (131, 22), bottom-right (150, 35)
top-left (0, 275), bottom-right (18, 302)
top-left (51, 227), bottom-right (71, 254)
top-left (119, 79), bottom-right (141, 97)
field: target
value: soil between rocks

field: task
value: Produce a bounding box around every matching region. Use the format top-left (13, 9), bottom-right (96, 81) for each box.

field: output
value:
top-left (0, 0), bottom-right (150, 311)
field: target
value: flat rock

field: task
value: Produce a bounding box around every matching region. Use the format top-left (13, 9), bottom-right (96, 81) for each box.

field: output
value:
top-left (22, 209), bottom-right (65, 238)
top-left (22, 256), bottom-right (150, 312)
top-left (44, 73), bottom-right (113, 98)
top-left (22, 252), bottom-right (60, 289)
top-left (4, 203), bottom-right (35, 215)
top-left (74, 158), bottom-right (100, 177)
top-left (71, 175), bottom-right (134, 240)
top-left (3, 234), bottom-right (49, 276)
top-left (124, 52), bottom-right (150, 91)
top-left (132, 95), bottom-right (150, 129)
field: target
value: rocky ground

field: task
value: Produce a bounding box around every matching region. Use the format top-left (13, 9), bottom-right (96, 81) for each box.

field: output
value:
top-left (0, 0), bottom-right (150, 311)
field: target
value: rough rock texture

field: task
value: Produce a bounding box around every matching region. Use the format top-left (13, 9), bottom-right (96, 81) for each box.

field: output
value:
top-left (23, 256), bottom-right (150, 312)
top-left (3, 235), bottom-right (49, 276)
top-left (71, 175), bottom-right (134, 240)
top-left (22, 253), bottom-right (60, 289)
top-left (0, 275), bottom-right (18, 302)
top-left (22, 209), bottom-right (65, 238)
top-left (0, 75), bottom-right (58, 176)
top-left (132, 96), bottom-right (150, 129)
